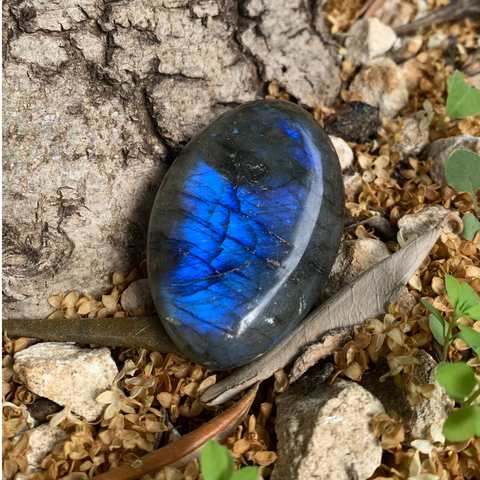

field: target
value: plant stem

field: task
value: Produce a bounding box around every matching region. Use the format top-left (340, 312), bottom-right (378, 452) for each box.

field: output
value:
top-left (463, 385), bottom-right (480, 407)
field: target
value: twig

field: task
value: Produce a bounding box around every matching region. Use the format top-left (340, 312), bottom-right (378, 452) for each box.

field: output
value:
top-left (3, 316), bottom-right (180, 355)
top-left (201, 222), bottom-right (445, 407)
top-left (395, 0), bottom-right (480, 36)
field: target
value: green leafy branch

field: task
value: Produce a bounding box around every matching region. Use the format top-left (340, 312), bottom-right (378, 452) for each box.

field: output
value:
top-left (200, 441), bottom-right (259, 480)
top-left (423, 275), bottom-right (480, 442)
top-left (423, 274), bottom-right (480, 361)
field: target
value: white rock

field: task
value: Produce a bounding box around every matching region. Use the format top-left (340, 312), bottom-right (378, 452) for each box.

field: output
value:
top-left (345, 18), bottom-right (397, 66)
top-left (14, 343), bottom-right (118, 421)
top-left (391, 114), bottom-right (430, 158)
top-left (272, 375), bottom-right (384, 480)
top-left (120, 278), bottom-right (155, 314)
top-left (428, 135), bottom-right (480, 184)
top-left (344, 172), bottom-right (363, 203)
top-left (427, 33), bottom-right (449, 51)
top-left (329, 136), bottom-right (354, 171)
top-left (361, 350), bottom-right (454, 443)
top-left (319, 238), bottom-right (391, 302)
top-left (349, 57), bottom-right (408, 118)
top-left (397, 204), bottom-right (461, 240)
top-left (14, 424), bottom-right (70, 476)
top-left (374, 0), bottom-right (415, 28)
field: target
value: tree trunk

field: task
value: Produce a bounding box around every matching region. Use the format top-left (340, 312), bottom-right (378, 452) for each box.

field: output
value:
top-left (2, 0), bottom-right (341, 320)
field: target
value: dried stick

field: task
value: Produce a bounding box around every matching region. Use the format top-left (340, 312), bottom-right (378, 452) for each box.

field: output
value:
top-left (3, 316), bottom-right (180, 355)
top-left (395, 0), bottom-right (480, 36)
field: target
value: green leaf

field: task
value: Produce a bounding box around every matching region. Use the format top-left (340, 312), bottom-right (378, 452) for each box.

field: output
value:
top-left (456, 325), bottom-right (480, 358)
top-left (230, 467), bottom-right (260, 480)
top-left (435, 362), bottom-right (476, 402)
top-left (466, 305), bottom-right (480, 322)
top-left (462, 214), bottom-right (480, 241)
top-left (445, 149), bottom-right (480, 213)
top-left (446, 70), bottom-right (480, 119)
top-left (200, 441), bottom-right (234, 480)
top-left (421, 298), bottom-right (444, 323)
top-left (459, 282), bottom-right (480, 312)
top-left (445, 274), bottom-right (461, 310)
top-left (443, 406), bottom-right (480, 442)
top-left (429, 313), bottom-right (447, 346)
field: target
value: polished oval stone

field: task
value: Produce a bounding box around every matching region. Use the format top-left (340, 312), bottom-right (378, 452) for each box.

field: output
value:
top-left (147, 99), bottom-right (345, 370)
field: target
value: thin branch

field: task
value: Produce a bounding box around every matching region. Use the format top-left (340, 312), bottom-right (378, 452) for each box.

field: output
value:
top-left (395, 0), bottom-right (480, 36)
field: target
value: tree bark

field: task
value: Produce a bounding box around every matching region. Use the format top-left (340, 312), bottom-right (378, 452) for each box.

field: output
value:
top-left (3, 0), bottom-right (341, 320)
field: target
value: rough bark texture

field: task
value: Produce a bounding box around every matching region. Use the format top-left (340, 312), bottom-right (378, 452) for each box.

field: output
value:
top-left (3, 0), bottom-right (341, 320)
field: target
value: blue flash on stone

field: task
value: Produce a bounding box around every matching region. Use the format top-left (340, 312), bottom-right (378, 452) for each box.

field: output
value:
top-left (147, 99), bottom-right (345, 370)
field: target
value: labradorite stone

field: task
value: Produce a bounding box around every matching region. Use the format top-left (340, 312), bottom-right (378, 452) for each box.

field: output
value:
top-left (147, 99), bottom-right (345, 370)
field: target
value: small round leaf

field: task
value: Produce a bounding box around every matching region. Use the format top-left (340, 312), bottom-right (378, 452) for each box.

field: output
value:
top-left (435, 362), bottom-right (476, 402)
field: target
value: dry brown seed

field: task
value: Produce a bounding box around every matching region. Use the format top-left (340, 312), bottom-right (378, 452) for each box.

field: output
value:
top-left (182, 382), bottom-right (198, 398)
top-left (197, 375), bottom-right (216, 395)
top-left (233, 437), bottom-right (251, 454)
top-left (253, 450), bottom-right (277, 466)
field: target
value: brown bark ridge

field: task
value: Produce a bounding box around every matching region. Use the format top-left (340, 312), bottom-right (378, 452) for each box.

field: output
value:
top-left (3, 0), bottom-right (341, 320)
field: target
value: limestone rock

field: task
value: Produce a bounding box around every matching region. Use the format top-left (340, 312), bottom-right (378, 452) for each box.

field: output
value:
top-left (428, 135), bottom-right (480, 184)
top-left (397, 204), bottom-right (461, 240)
top-left (272, 373), bottom-right (384, 480)
top-left (345, 18), bottom-right (397, 66)
top-left (3, 0), bottom-right (341, 320)
top-left (349, 57), bottom-right (409, 118)
top-left (391, 115), bottom-right (430, 158)
top-left (319, 238), bottom-right (391, 302)
top-left (14, 424), bottom-right (70, 476)
top-left (120, 278), bottom-right (155, 314)
top-left (374, 0), bottom-right (415, 28)
top-left (344, 172), bottom-right (363, 203)
top-left (329, 135), bottom-right (354, 171)
top-left (14, 343), bottom-right (118, 421)
top-left (361, 350), bottom-right (453, 443)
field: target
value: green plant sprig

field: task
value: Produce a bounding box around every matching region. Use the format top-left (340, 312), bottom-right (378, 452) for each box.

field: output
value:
top-left (423, 275), bottom-right (480, 442)
top-left (200, 441), bottom-right (259, 480)
top-left (423, 275), bottom-right (480, 361)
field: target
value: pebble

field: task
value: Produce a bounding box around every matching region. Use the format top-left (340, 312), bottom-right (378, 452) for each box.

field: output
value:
top-left (428, 135), bottom-right (480, 185)
top-left (14, 343), bottom-right (119, 422)
top-left (361, 350), bottom-right (454, 443)
top-left (318, 238), bottom-right (391, 303)
top-left (391, 114), bottom-right (430, 158)
top-left (349, 57), bottom-right (409, 118)
top-left (120, 278), bottom-right (155, 314)
top-left (390, 36), bottom-right (423, 62)
top-left (13, 424), bottom-right (70, 477)
top-left (329, 135), bottom-right (354, 171)
top-left (345, 18), bottom-right (397, 66)
top-left (397, 204), bottom-right (461, 240)
top-left (272, 372), bottom-right (384, 480)
top-left (324, 101), bottom-right (381, 143)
